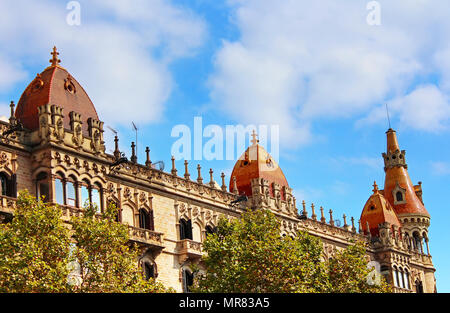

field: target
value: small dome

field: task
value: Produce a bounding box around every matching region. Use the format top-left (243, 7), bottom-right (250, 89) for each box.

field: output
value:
top-left (14, 47), bottom-right (99, 135)
top-left (360, 182), bottom-right (401, 236)
top-left (230, 131), bottom-right (289, 198)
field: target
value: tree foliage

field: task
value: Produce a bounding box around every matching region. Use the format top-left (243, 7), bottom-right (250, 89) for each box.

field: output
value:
top-left (0, 190), bottom-right (171, 293)
top-left (193, 209), bottom-right (391, 293)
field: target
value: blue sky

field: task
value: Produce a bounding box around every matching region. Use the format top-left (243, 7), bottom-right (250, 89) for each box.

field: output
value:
top-left (0, 0), bottom-right (449, 291)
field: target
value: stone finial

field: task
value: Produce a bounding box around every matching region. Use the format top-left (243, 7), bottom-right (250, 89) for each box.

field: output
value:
top-left (145, 147), bottom-right (151, 167)
top-left (184, 160), bottom-right (190, 180)
top-left (50, 46), bottom-right (61, 67)
top-left (343, 214), bottom-right (348, 228)
top-left (373, 181), bottom-right (379, 193)
top-left (130, 142), bottom-right (137, 163)
top-left (366, 221), bottom-right (371, 238)
top-left (351, 217), bottom-right (356, 233)
top-left (113, 135), bottom-right (120, 160)
top-left (232, 176), bottom-right (238, 194)
top-left (221, 172), bottom-right (227, 192)
top-left (9, 101), bottom-right (16, 126)
top-left (196, 164), bottom-right (203, 184)
top-left (209, 168), bottom-right (214, 187)
top-left (311, 203), bottom-right (317, 220)
top-left (302, 200), bottom-right (307, 215)
top-left (320, 206), bottom-right (326, 223)
top-left (251, 129), bottom-right (259, 145)
top-left (329, 209), bottom-right (334, 226)
top-left (358, 219), bottom-right (362, 234)
top-left (171, 156), bottom-right (178, 176)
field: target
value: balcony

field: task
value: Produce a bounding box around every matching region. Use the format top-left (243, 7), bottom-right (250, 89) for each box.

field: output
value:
top-left (128, 226), bottom-right (165, 249)
top-left (176, 239), bottom-right (202, 263)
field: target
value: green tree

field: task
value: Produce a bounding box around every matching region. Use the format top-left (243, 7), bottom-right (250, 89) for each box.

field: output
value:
top-left (69, 201), bottom-right (171, 293)
top-left (0, 190), bottom-right (72, 292)
top-left (193, 209), bottom-right (391, 293)
top-left (327, 242), bottom-right (391, 293)
top-left (192, 209), bottom-right (329, 293)
top-left (0, 190), bottom-right (171, 293)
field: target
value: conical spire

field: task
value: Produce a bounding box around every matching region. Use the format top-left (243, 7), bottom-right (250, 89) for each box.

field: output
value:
top-left (382, 129), bottom-right (429, 217)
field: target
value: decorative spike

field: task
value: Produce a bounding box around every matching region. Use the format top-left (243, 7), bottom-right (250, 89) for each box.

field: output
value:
top-left (171, 156), bottom-right (178, 176)
top-left (320, 206), bottom-right (326, 223)
top-left (209, 168), bottom-right (215, 187)
top-left (343, 214), bottom-right (348, 228)
top-left (372, 181), bottom-right (379, 193)
top-left (221, 172), bottom-right (227, 192)
top-left (184, 160), bottom-right (190, 180)
top-left (196, 164), bottom-right (203, 184)
top-left (351, 217), bottom-right (356, 233)
top-left (302, 200), bottom-right (308, 217)
top-left (311, 203), bottom-right (317, 221)
top-left (366, 221), bottom-right (371, 238)
top-left (130, 142), bottom-right (137, 163)
top-left (113, 135), bottom-right (120, 160)
top-left (145, 147), bottom-right (151, 167)
top-left (50, 46), bottom-right (61, 67)
top-left (232, 176), bottom-right (238, 194)
top-left (358, 219), bottom-right (362, 234)
top-left (9, 101), bottom-right (16, 126)
top-left (329, 209), bottom-right (334, 226)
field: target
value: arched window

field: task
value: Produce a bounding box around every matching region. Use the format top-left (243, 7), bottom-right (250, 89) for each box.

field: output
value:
top-left (413, 232), bottom-right (423, 253)
top-left (143, 262), bottom-right (156, 280)
top-left (0, 172), bottom-right (15, 197)
top-left (36, 172), bottom-right (49, 202)
top-left (403, 271), bottom-right (410, 289)
top-left (399, 268), bottom-right (405, 289)
top-left (80, 180), bottom-right (102, 213)
top-left (139, 208), bottom-right (154, 231)
top-left (54, 173), bottom-right (65, 205)
top-left (396, 191), bottom-right (403, 202)
top-left (183, 269), bottom-right (194, 292)
top-left (415, 280), bottom-right (424, 293)
top-left (205, 225), bottom-right (217, 237)
top-left (66, 176), bottom-right (77, 207)
top-left (393, 267), bottom-right (399, 287)
top-left (180, 218), bottom-right (193, 240)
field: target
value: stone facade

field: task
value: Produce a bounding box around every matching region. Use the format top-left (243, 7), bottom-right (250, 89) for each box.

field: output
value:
top-left (0, 49), bottom-right (436, 293)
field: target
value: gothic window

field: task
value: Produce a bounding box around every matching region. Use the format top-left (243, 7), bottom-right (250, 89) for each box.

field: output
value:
top-left (183, 269), bottom-right (194, 292)
top-left (413, 232), bottom-right (423, 253)
top-left (205, 225), bottom-right (217, 236)
top-left (66, 177), bottom-right (77, 207)
top-left (415, 280), bottom-right (424, 293)
top-left (403, 271), bottom-right (410, 289)
top-left (55, 176), bottom-right (65, 205)
top-left (396, 191), bottom-right (403, 202)
top-left (143, 262), bottom-right (156, 280)
top-left (0, 172), bottom-right (15, 197)
top-left (180, 218), bottom-right (193, 240)
top-left (393, 267), bottom-right (399, 287)
top-left (399, 268), bottom-right (405, 289)
top-left (80, 180), bottom-right (102, 213)
top-left (139, 208), bottom-right (154, 231)
top-left (36, 172), bottom-right (49, 202)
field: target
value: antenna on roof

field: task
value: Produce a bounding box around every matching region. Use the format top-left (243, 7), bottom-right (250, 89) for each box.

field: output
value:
top-left (385, 103), bottom-right (391, 129)
top-left (132, 122), bottom-right (138, 159)
top-left (107, 125), bottom-right (117, 135)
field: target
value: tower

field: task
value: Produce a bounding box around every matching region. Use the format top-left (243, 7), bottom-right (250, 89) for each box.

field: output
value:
top-left (361, 128), bottom-right (436, 293)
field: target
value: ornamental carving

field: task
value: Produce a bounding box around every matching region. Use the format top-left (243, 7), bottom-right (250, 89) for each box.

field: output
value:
top-left (124, 187), bottom-right (132, 199)
top-left (0, 152), bottom-right (9, 168)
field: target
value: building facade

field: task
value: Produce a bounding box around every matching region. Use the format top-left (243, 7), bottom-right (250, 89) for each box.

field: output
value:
top-left (0, 48), bottom-right (436, 293)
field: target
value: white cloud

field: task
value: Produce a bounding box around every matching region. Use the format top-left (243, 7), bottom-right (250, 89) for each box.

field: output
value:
top-left (209, 0), bottom-right (450, 147)
top-left (0, 0), bottom-right (206, 126)
top-left (359, 85), bottom-right (450, 132)
top-left (431, 162), bottom-right (450, 176)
